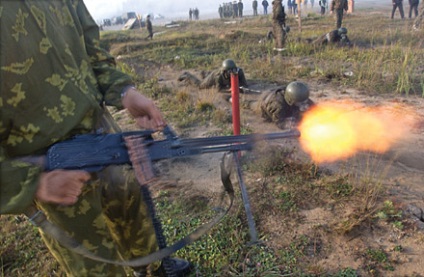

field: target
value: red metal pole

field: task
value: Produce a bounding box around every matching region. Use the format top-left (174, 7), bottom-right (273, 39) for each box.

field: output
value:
top-left (231, 72), bottom-right (240, 135)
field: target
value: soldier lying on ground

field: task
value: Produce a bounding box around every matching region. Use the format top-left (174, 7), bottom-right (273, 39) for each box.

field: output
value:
top-left (178, 59), bottom-right (248, 91)
top-left (257, 81), bottom-right (315, 129)
top-left (309, 27), bottom-right (351, 47)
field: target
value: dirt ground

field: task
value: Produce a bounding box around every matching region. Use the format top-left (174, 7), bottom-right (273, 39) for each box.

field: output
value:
top-left (121, 59), bottom-right (424, 276)
top-left (104, 2), bottom-right (424, 275)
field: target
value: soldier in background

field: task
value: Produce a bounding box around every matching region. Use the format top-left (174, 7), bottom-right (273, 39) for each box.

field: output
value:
top-left (258, 81), bottom-right (314, 129)
top-left (178, 59), bottom-right (248, 91)
top-left (233, 1), bottom-right (239, 17)
top-left (262, 0), bottom-right (270, 14)
top-left (145, 15), bottom-right (153, 40)
top-left (330, 0), bottom-right (348, 28)
top-left (311, 27), bottom-right (351, 47)
top-left (219, 5), bottom-right (224, 18)
top-left (189, 8), bottom-right (193, 20)
top-left (272, 0), bottom-right (288, 51)
top-left (238, 0), bottom-right (245, 17)
top-left (253, 0), bottom-right (259, 15)
top-left (391, 0), bottom-right (405, 19)
top-left (408, 0), bottom-right (419, 18)
top-left (319, 0), bottom-right (327, 15)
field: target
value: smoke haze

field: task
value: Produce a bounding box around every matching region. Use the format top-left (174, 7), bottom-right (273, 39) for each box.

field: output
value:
top-left (84, 0), bottom-right (222, 22)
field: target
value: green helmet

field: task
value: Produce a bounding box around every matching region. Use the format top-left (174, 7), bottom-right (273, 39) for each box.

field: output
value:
top-left (284, 81), bottom-right (310, 106)
top-left (222, 59), bottom-right (237, 71)
top-left (338, 27), bottom-right (347, 35)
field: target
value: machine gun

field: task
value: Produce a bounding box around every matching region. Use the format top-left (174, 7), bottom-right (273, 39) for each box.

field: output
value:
top-left (22, 126), bottom-right (300, 173)
top-left (22, 126), bottom-right (300, 272)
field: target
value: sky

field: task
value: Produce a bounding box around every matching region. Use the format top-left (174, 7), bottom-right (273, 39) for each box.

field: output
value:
top-left (84, 0), bottom-right (221, 22)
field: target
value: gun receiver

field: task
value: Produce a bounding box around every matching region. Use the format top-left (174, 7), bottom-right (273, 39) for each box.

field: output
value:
top-left (26, 127), bottom-right (300, 172)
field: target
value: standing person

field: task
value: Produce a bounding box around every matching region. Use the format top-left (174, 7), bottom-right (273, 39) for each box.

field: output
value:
top-left (272, 0), bottom-right (287, 51)
top-left (391, 0), bottom-right (405, 19)
top-left (1, 1), bottom-right (192, 277)
top-left (189, 8), bottom-right (193, 20)
top-left (330, 0), bottom-right (348, 28)
top-left (287, 0), bottom-right (293, 14)
top-left (262, 0), bottom-right (270, 14)
top-left (146, 15), bottom-right (153, 40)
top-left (292, 0), bottom-right (299, 14)
top-left (408, 0), bottom-right (419, 18)
top-left (319, 0), bottom-right (327, 15)
top-left (238, 0), bottom-right (245, 17)
top-left (233, 1), bottom-right (239, 17)
top-left (219, 4), bottom-right (224, 18)
top-left (253, 0), bottom-right (259, 15)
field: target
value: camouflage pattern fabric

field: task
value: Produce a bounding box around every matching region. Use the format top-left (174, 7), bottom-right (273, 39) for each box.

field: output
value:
top-left (312, 29), bottom-right (351, 46)
top-left (1, 1), bottom-right (158, 275)
top-left (37, 165), bottom-right (159, 276)
top-left (330, 0), bottom-right (348, 28)
top-left (272, 0), bottom-right (287, 49)
top-left (259, 87), bottom-right (297, 123)
top-left (198, 68), bottom-right (248, 90)
top-left (259, 87), bottom-right (313, 128)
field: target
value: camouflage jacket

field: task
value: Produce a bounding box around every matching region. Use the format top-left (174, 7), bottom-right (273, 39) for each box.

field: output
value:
top-left (199, 68), bottom-right (248, 90)
top-left (313, 29), bottom-right (351, 46)
top-left (1, 0), bottom-right (133, 214)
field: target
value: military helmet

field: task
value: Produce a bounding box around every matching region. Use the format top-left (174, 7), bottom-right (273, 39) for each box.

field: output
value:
top-left (284, 25), bottom-right (290, 33)
top-left (338, 27), bottom-right (348, 35)
top-left (222, 59), bottom-right (237, 71)
top-left (284, 81), bottom-right (310, 106)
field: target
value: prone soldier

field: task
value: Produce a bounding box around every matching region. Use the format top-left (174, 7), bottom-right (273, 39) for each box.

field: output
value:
top-left (258, 81), bottom-right (315, 129)
top-left (311, 27), bottom-right (351, 47)
top-left (178, 59), bottom-right (248, 91)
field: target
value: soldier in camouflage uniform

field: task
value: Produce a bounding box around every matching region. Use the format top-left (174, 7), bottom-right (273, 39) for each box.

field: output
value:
top-left (1, 1), bottom-right (190, 276)
top-left (178, 59), bottom-right (248, 91)
top-left (312, 27), bottom-right (351, 47)
top-left (330, 0), bottom-right (348, 28)
top-left (259, 82), bottom-right (314, 129)
top-left (272, 0), bottom-right (287, 51)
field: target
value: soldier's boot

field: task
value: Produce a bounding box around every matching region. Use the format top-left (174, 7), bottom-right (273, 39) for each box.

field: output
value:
top-left (151, 258), bottom-right (193, 277)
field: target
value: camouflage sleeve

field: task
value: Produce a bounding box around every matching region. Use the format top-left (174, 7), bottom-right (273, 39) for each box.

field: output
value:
top-left (75, 1), bottom-right (133, 109)
top-left (199, 70), bottom-right (220, 89)
top-left (0, 148), bottom-right (41, 214)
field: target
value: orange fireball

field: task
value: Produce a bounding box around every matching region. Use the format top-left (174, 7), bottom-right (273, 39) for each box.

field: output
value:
top-left (298, 100), bottom-right (416, 163)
